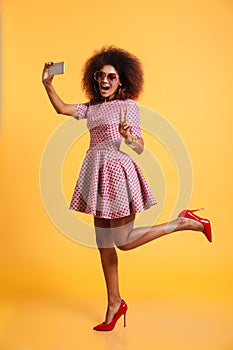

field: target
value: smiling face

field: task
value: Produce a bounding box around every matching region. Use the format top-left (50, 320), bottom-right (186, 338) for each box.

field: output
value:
top-left (94, 65), bottom-right (121, 100)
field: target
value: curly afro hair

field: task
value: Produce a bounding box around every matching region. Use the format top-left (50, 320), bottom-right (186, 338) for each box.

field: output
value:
top-left (81, 46), bottom-right (144, 101)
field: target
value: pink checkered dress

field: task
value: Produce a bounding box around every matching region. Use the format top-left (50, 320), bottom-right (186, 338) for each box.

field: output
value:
top-left (69, 99), bottom-right (157, 219)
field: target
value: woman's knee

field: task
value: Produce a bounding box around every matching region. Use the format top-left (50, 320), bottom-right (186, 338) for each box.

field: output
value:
top-left (94, 216), bottom-right (114, 248)
top-left (112, 231), bottom-right (131, 250)
top-left (116, 243), bottom-right (130, 251)
top-left (110, 216), bottom-right (135, 249)
top-left (95, 227), bottom-right (114, 248)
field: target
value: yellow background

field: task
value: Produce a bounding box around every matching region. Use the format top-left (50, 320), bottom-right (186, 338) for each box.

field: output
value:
top-left (0, 0), bottom-right (233, 349)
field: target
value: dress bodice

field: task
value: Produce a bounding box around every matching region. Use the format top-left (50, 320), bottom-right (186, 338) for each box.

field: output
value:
top-left (89, 123), bottom-right (123, 150)
top-left (70, 99), bottom-right (157, 219)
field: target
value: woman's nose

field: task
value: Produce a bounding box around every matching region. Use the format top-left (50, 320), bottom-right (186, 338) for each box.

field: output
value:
top-left (101, 75), bottom-right (108, 82)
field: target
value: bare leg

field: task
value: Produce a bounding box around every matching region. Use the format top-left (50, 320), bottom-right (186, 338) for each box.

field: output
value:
top-left (94, 217), bottom-right (122, 324)
top-left (94, 214), bottom-right (204, 323)
top-left (110, 214), bottom-right (204, 250)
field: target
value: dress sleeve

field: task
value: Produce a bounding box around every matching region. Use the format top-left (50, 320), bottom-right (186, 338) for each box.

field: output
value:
top-left (73, 103), bottom-right (89, 120)
top-left (127, 100), bottom-right (142, 139)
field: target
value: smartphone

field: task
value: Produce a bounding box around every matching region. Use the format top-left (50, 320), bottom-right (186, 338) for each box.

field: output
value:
top-left (49, 62), bottom-right (65, 75)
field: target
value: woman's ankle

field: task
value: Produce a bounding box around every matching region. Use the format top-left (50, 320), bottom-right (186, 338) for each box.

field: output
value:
top-left (108, 296), bottom-right (121, 307)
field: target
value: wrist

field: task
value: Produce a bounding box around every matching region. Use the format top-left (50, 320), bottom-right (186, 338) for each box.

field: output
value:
top-left (43, 81), bottom-right (50, 88)
top-left (42, 77), bottom-right (54, 88)
top-left (44, 83), bottom-right (55, 94)
top-left (124, 135), bottom-right (138, 148)
top-left (125, 135), bottom-right (137, 143)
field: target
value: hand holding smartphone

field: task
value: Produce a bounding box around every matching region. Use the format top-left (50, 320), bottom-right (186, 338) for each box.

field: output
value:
top-left (48, 62), bottom-right (65, 76)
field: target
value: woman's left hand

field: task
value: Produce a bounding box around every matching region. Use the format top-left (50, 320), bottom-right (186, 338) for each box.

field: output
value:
top-left (118, 106), bottom-right (144, 155)
top-left (119, 107), bottom-right (131, 140)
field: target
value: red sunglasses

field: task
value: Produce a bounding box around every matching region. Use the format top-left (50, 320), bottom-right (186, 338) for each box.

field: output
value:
top-left (94, 71), bottom-right (119, 84)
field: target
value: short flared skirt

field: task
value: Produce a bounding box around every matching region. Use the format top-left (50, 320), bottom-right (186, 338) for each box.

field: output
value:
top-left (69, 148), bottom-right (157, 219)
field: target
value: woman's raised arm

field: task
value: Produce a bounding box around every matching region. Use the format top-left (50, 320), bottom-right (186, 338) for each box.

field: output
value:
top-left (42, 62), bottom-right (77, 117)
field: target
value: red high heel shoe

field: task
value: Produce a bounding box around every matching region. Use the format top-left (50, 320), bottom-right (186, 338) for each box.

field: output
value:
top-left (93, 300), bottom-right (128, 331)
top-left (178, 208), bottom-right (212, 242)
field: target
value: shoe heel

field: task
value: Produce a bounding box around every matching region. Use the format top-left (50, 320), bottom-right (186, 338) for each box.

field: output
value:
top-left (178, 208), bottom-right (212, 243)
top-left (191, 208), bottom-right (205, 213)
top-left (179, 208), bottom-right (205, 218)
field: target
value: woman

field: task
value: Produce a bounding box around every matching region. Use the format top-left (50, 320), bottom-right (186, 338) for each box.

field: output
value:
top-left (42, 46), bottom-right (212, 331)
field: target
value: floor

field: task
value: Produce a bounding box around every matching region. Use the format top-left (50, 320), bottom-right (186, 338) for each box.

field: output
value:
top-left (0, 297), bottom-right (232, 350)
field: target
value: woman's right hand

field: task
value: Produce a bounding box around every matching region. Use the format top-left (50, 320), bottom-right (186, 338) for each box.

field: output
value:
top-left (42, 61), bottom-right (77, 117)
top-left (42, 62), bottom-right (54, 86)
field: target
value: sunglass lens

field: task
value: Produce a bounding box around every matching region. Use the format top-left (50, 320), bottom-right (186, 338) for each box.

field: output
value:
top-left (107, 73), bottom-right (117, 83)
top-left (94, 71), bottom-right (104, 81)
top-left (94, 71), bottom-right (118, 84)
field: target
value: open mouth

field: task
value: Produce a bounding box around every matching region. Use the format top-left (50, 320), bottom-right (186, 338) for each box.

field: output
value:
top-left (100, 84), bottom-right (110, 91)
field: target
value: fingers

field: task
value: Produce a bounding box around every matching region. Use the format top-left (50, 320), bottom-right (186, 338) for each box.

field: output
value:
top-left (119, 107), bottom-right (131, 136)
top-left (43, 62), bottom-right (54, 75)
top-left (122, 121), bottom-right (130, 131)
top-left (119, 107), bottom-right (130, 133)
top-left (42, 61), bottom-right (54, 84)
top-left (120, 107), bottom-right (124, 124)
top-left (44, 61), bottom-right (54, 69)
top-left (43, 62), bottom-right (53, 75)
top-left (120, 106), bottom-right (129, 125)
